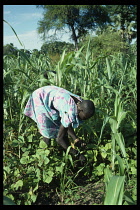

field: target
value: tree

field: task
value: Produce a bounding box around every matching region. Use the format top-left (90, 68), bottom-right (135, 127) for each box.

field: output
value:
top-left (36, 5), bottom-right (110, 50)
top-left (41, 41), bottom-right (74, 55)
top-left (106, 5), bottom-right (137, 43)
top-left (3, 43), bottom-right (18, 56)
top-left (78, 29), bottom-right (129, 58)
top-left (19, 49), bottom-right (31, 57)
top-left (31, 49), bottom-right (40, 58)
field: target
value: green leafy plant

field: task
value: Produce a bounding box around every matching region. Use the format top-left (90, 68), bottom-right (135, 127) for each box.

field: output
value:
top-left (3, 24), bottom-right (136, 204)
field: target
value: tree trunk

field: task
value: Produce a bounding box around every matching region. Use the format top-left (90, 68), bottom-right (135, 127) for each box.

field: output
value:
top-left (70, 24), bottom-right (78, 51)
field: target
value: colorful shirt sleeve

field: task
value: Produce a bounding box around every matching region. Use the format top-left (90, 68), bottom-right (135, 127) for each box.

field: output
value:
top-left (52, 91), bottom-right (82, 128)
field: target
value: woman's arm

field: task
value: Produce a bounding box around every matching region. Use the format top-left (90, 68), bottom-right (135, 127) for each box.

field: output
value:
top-left (68, 125), bottom-right (86, 148)
top-left (67, 125), bottom-right (77, 140)
top-left (56, 124), bottom-right (79, 156)
top-left (57, 124), bottom-right (86, 165)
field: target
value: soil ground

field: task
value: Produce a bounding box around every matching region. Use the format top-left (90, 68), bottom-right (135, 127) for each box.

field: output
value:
top-left (34, 179), bottom-right (104, 205)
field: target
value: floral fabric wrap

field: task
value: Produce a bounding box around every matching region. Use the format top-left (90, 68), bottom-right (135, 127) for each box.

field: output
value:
top-left (24, 86), bottom-right (82, 138)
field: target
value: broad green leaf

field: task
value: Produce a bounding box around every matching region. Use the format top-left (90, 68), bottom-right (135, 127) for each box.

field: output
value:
top-left (36, 148), bottom-right (50, 158)
top-left (93, 150), bottom-right (98, 162)
top-left (115, 155), bottom-right (125, 176)
top-left (14, 169), bottom-right (20, 176)
top-left (35, 168), bottom-right (41, 179)
top-left (3, 196), bottom-right (16, 205)
top-left (27, 134), bottom-right (33, 142)
top-left (101, 150), bottom-right (107, 159)
top-left (56, 166), bottom-right (63, 173)
top-left (114, 133), bottom-right (126, 158)
top-left (30, 194), bottom-right (37, 203)
top-left (99, 116), bottom-right (110, 141)
top-left (44, 157), bottom-right (50, 164)
top-left (48, 170), bottom-right (54, 177)
top-left (4, 166), bottom-right (11, 174)
top-left (43, 170), bottom-right (54, 184)
top-left (104, 166), bottom-right (113, 186)
top-left (11, 180), bottom-right (23, 190)
top-left (106, 57), bottom-right (112, 80)
top-left (123, 191), bottom-right (136, 205)
top-left (130, 166), bottom-right (136, 174)
top-left (65, 146), bottom-right (71, 157)
top-left (44, 176), bottom-right (53, 184)
top-left (75, 45), bottom-right (85, 58)
top-left (56, 163), bottom-right (65, 173)
top-left (114, 94), bottom-right (119, 118)
top-left (127, 111), bottom-right (136, 126)
top-left (39, 140), bottom-right (47, 148)
top-left (27, 166), bottom-right (35, 174)
top-left (101, 142), bottom-right (111, 159)
top-left (105, 142), bottom-right (111, 150)
top-left (104, 175), bottom-right (125, 205)
top-left (111, 133), bottom-right (116, 171)
top-left (109, 117), bottom-right (118, 133)
top-left (22, 151), bottom-right (29, 157)
top-left (59, 50), bottom-right (66, 65)
top-left (117, 111), bottom-right (127, 129)
top-left (18, 135), bottom-right (24, 142)
top-left (20, 156), bottom-right (29, 164)
top-left (10, 140), bottom-right (19, 147)
top-left (96, 163), bottom-right (105, 176)
top-left (44, 149), bottom-right (50, 156)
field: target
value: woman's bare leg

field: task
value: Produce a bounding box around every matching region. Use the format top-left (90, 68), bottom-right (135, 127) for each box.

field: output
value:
top-left (43, 137), bottom-right (50, 145)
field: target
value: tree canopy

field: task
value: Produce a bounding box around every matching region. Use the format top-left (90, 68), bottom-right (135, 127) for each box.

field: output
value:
top-left (41, 41), bottom-right (74, 55)
top-left (36, 5), bottom-right (137, 49)
top-left (3, 43), bottom-right (18, 56)
top-left (106, 5), bottom-right (137, 43)
top-left (4, 5), bottom-right (137, 57)
top-left (37, 5), bottom-right (110, 49)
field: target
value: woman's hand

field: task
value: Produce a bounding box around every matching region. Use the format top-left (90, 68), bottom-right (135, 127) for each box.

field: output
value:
top-left (74, 139), bottom-right (86, 148)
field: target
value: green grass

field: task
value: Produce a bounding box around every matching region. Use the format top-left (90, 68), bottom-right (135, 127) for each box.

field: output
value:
top-left (3, 39), bottom-right (137, 205)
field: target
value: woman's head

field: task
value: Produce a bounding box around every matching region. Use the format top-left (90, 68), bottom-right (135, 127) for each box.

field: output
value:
top-left (77, 100), bottom-right (95, 120)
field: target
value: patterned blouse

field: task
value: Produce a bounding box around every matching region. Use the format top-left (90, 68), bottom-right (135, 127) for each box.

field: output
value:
top-left (24, 86), bottom-right (82, 138)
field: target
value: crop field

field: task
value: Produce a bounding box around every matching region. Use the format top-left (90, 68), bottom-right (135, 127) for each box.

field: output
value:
top-left (3, 41), bottom-right (137, 205)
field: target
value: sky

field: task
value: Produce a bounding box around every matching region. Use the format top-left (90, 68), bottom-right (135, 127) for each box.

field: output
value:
top-left (3, 5), bottom-right (71, 51)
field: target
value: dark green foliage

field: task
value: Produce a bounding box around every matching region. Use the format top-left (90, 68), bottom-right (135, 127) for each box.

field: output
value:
top-left (3, 43), bottom-right (137, 204)
top-left (106, 5), bottom-right (137, 43)
top-left (41, 41), bottom-right (74, 55)
top-left (3, 43), bottom-right (18, 56)
top-left (37, 5), bottom-right (110, 49)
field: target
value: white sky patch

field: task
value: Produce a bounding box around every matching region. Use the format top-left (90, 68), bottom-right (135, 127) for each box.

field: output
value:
top-left (19, 12), bottom-right (43, 21)
top-left (4, 30), bottom-right (43, 51)
top-left (3, 5), bottom-right (73, 51)
top-left (4, 29), bottom-right (72, 51)
top-left (4, 10), bottom-right (11, 15)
